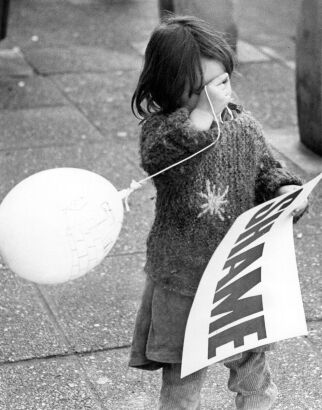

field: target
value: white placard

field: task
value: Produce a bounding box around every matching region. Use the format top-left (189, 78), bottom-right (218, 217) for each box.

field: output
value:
top-left (182, 173), bottom-right (322, 378)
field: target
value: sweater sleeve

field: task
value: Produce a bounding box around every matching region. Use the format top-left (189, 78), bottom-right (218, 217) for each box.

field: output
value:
top-left (253, 121), bottom-right (303, 203)
top-left (140, 107), bottom-right (219, 176)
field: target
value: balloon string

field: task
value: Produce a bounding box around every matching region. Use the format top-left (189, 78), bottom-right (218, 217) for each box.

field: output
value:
top-left (120, 87), bottom-right (225, 211)
top-left (119, 180), bottom-right (143, 211)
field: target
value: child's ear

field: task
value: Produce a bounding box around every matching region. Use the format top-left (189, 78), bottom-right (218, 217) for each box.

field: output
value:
top-left (182, 93), bottom-right (199, 112)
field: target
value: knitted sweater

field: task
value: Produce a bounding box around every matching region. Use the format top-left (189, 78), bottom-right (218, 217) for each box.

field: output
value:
top-left (140, 104), bottom-right (302, 296)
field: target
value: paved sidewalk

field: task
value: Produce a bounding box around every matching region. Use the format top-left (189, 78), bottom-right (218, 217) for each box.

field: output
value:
top-left (0, 0), bottom-right (321, 409)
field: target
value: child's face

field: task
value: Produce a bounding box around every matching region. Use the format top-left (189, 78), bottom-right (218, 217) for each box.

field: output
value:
top-left (182, 58), bottom-right (231, 111)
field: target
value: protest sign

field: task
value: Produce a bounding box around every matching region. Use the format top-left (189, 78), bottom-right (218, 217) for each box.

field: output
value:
top-left (181, 173), bottom-right (322, 378)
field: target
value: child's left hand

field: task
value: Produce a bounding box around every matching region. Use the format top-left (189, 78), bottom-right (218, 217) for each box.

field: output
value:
top-left (276, 184), bottom-right (309, 222)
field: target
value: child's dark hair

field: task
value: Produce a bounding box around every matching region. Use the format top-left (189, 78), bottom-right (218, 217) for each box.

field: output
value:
top-left (131, 15), bottom-right (235, 119)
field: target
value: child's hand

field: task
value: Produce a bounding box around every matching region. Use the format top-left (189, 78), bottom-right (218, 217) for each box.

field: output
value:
top-left (196, 73), bottom-right (232, 117)
top-left (276, 185), bottom-right (309, 222)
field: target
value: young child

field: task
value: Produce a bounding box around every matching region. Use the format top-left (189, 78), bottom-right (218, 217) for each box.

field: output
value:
top-left (129, 16), bottom-right (307, 410)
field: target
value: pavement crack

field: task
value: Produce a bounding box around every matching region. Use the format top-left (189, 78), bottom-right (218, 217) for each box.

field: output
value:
top-left (48, 76), bottom-right (107, 139)
top-left (33, 284), bottom-right (74, 350)
top-left (0, 344), bottom-right (132, 368)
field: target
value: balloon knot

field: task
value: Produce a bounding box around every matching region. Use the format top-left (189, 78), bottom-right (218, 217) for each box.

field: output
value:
top-left (130, 180), bottom-right (142, 191)
top-left (119, 180), bottom-right (143, 211)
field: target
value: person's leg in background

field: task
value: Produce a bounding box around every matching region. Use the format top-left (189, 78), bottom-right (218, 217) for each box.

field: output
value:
top-left (159, 363), bottom-right (208, 410)
top-left (225, 352), bottom-right (278, 410)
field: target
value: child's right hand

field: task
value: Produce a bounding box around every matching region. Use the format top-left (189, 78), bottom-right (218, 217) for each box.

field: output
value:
top-left (276, 185), bottom-right (309, 223)
top-left (196, 73), bottom-right (232, 117)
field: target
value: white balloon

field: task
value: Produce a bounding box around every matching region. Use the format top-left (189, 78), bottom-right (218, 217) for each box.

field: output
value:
top-left (0, 168), bottom-right (124, 284)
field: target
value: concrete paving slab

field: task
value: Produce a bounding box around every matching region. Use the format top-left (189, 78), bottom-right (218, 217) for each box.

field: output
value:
top-left (207, 337), bottom-right (322, 409)
top-left (79, 348), bottom-right (161, 409)
top-left (78, 347), bottom-right (231, 410)
top-left (39, 254), bottom-right (147, 352)
top-left (0, 49), bottom-right (34, 77)
top-left (0, 140), bottom-right (143, 193)
top-left (0, 106), bottom-right (106, 150)
top-left (52, 71), bottom-right (138, 106)
top-left (0, 356), bottom-right (102, 410)
top-left (232, 62), bottom-right (297, 129)
top-left (270, 337), bottom-right (322, 409)
top-left (264, 127), bottom-right (322, 175)
top-left (299, 213), bottom-right (322, 237)
top-left (2, 0), bottom-right (157, 51)
top-left (0, 76), bottom-right (69, 110)
top-left (51, 71), bottom-right (139, 142)
top-left (78, 335), bottom-right (322, 409)
top-left (236, 0), bottom-right (300, 61)
top-left (296, 237), bottom-right (322, 321)
top-left (206, 337), bottom-right (322, 408)
top-left (0, 143), bottom-right (104, 199)
top-left (290, 180), bottom-right (322, 321)
top-left (74, 100), bottom-right (140, 145)
top-left (25, 47), bottom-right (141, 75)
top-left (307, 322), bottom-right (322, 354)
top-left (48, 71), bottom-right (145, 169)
top-left (0, 264), bottom-right (69, 363)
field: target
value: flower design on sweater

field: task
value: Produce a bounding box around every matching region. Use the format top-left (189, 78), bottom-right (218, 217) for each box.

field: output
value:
top-left (198, 180), bottom-right (229, 220)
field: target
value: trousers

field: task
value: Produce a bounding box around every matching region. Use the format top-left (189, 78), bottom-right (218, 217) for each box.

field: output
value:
top-left (158, 352), bottom-right (278, 409)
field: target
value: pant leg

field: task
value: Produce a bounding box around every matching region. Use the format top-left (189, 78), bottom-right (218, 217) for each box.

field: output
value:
top-left (159, 363), bottom-right (208, 410)
top-left (224, 352), bottom-right (278, 410)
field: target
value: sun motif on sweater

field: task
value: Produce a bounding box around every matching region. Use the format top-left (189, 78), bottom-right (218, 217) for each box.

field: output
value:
top-left (198, 180), bottom-right (229, 220)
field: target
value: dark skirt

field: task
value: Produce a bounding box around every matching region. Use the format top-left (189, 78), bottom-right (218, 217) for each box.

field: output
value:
top-left (129, 275), bottom-right (273, 370)
top-left (129, 275), bottom-right (193, 369)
